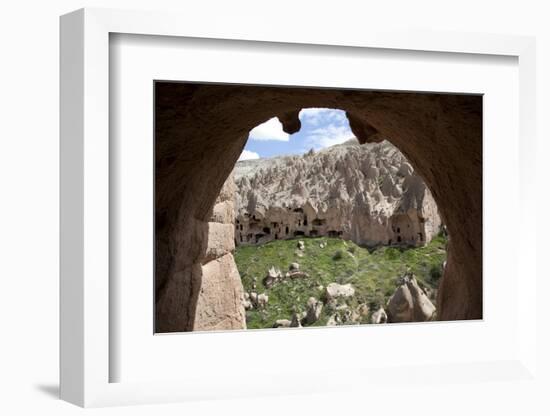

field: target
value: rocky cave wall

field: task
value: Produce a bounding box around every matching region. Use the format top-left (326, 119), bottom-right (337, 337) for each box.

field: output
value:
top-left (192, 173), bottom-right (247, 331)
top-left (155, 83), bottom-right (482, 332)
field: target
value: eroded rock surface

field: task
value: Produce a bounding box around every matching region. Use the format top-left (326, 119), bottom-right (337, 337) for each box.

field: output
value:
top-left (371, 307), bottom-right (388, 324)
top-left (387, 273), bottom-right (436, 323)
top-left (234, 140), bottom-right (441, 248)
top-left (304, 297), bottom-right (323, 325)
top-left (192, 174), bottom-right (247, 331)
top-left (325, 283), bottom-right (355, 301)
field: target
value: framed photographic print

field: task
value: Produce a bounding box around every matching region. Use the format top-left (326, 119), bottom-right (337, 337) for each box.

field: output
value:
top-left (60, 7), bottom-right (537, 408)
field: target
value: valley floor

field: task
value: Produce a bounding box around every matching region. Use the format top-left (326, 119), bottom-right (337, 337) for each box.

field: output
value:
top-left (234, 234), bottom-right (447, 329)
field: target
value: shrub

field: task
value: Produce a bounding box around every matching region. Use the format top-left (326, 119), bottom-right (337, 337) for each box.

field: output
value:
top-left (332, 250), bottom-right (344, 260)
top-left (384, 248), bottom-right (399, 260)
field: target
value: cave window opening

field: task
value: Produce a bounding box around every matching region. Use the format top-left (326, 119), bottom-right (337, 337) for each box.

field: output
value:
top-left (397, 236), bottom-right (402, 243)
top-left (285, 226), bottom-right (289, 235)
top-left (304, 216), bottom-right (308, 226)
top-left (263, 227), bottom-right (271, 234)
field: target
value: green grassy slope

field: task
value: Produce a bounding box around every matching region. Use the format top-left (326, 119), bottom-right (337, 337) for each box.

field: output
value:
top-left (234, 234), bottom-right (447, 329)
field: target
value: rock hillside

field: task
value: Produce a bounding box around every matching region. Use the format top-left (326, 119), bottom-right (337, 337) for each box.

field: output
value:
top-left (233, 139), bottom-right (441, 248)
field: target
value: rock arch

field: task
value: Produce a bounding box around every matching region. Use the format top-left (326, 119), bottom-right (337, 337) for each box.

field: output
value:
top-left (155, 82), bottom-right (482, 332)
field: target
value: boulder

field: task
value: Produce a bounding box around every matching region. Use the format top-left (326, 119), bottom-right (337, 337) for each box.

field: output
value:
top-left (257, 293), bottom-right (269, 309)
top-left (325, 283), bottom-right (355, 301)
top-left (263, 266), bottom-right (283, 288)
top-left (297, 240), bottom-right (305, 250)
top-left (387, 273), bottom-right (436, 322)
top-left (327, 314), bottom-right (340, 326)
top-left (304, 297), bottom-right (323, 325)
top-left (290, 311), bottom-right (303, 328)
top-left (288, 271), bottom-right (309, 280)
top-left (289, 262), bottom-right (300, 271)
top-left (273, 319), bottom-right (291, 328)
top-left (371, 307), bottom-right (388, 324)
top-left (356, 303), bottom-right (370, 318)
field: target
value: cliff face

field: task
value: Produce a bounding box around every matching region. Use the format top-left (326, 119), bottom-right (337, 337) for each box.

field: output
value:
top-left (233, 139), bottom-right (441, 248)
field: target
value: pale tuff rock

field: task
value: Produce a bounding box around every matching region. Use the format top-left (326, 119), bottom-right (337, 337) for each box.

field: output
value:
top-left (290, 310), bottom-right (304, 328)
top-left (357, 303), bottom-right (370, 318)
top-left (233, 139), bottom-right (441, 248)
top-left (327, 314), bottom-right (340, 326)
top-left (289, 262), bottom-right (300, 271)
top-left (273, 319), bottom-right (292, 328)
top-left (242, 292), bottom-right (253, 310)
top-left (304, 297), bottom-right (323, 325)
top-left (325, 283), bottom-right (355, 301)
top-left (387, 273), bottom-right (436, 323)
top-left (193, 173), bottom-right (247, 331)
top-left (263, 266), bottom-right (283, 288)
top-left (264, 264), bottom-right (309, 288)
top-left (193, 253), bottom-right (247, 331)
top-left (256, 293), bottom-right (269, 309)
top-left (371, 307), bottom-right (388, 324)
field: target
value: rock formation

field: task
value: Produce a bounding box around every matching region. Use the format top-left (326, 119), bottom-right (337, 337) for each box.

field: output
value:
top-left (191, 173), bottom-right (247, 331)
top-left (371, 307), bottom-right (388, 324)
top-left (386, 272), bottom-right (436, 323)
top-left (233, 140), bottom-right (441, 248)
top-left (304, 297), bottom-right (323, 325)
top-left (324, 282), bottom-right (356, 302)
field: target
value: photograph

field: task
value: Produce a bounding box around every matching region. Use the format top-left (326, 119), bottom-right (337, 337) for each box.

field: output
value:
top-left (154, 82), bottom-right (483, 333)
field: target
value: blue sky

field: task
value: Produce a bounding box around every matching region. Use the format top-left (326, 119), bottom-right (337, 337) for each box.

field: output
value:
top-left (238, 108), bottom-right (354, 160)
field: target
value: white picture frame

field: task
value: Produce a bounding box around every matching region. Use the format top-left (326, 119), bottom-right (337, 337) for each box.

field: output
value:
top-left (60, 7), bottom-right (537, 408)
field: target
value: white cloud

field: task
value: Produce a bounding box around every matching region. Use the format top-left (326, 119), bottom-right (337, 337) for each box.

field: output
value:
top-left (249, 117), bottom-right (289, 141)
top-left (300, 108), bottom-right (353, 151)
top-left (299, 108), bottom-right (347, 126)
top-left (238, 149), bottom-right (260, 161)
top-left (305, 124), bottom-right (353, 150)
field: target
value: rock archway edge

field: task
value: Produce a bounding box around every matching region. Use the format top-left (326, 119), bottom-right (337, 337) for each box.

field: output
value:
top-left (154, 82), bottom-right (482, 332)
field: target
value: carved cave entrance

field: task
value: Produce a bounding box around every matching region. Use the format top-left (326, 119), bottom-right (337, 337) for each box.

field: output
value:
top-left (155, 82), bottom-right (482, 332)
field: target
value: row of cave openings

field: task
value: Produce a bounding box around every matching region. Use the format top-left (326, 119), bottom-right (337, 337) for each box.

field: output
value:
top-left (236, 208), bottom-right (343, 244)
